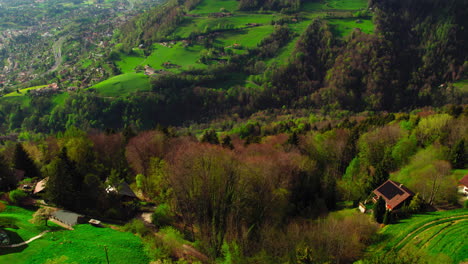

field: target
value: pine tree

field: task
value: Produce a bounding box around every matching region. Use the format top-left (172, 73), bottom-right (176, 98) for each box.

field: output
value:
top-left (383, 209), bottom-right (391, 225)
top-left (451, 139), bottom-right (466, 169)
top-left (45, 148), bottom-right (76, 209)
top-left (13, 143), bottom-right (40, 178)
top-left (221, 135), bottom-right (234, 149)
top-left (373, 196), bottom-right (386, 223)
top-left (0, 154), bottom-right (14, 191)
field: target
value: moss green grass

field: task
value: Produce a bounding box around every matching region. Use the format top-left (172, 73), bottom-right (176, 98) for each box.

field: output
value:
top-left (328, 18), bottom-right (374, 37)
top-left (189, 0), bottom-right (239, 14)
top-left (0, 205), bottom-right (150, 264)
top-left (90, 72), bottom-right (150, 96)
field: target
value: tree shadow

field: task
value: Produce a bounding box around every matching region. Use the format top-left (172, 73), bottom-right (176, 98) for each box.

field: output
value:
top-left (0, 230), bottom-right (28, 255)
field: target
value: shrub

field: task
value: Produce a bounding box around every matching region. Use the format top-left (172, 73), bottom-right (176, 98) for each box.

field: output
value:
top-left (152, 203), bottom-right (174, 228)
top-left (464, 199), bottom-right (468, 209)
top-left (9, 189), bottom-right (27, 204)
top-left (123, 219), bottom-right (151, 237)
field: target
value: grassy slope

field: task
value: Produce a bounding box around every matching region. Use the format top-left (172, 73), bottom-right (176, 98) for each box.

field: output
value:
top-left (328, 18), bottom-right (374, 37)
top-left (90, 72), bottom-right (150, 96)
top-left (0, 205), bottom-right (150, 264)
top-left (0, 0), bottom-right (373, 103)
top-left (366, 209), bottom-right (468, 264)
top-left (189, 0), bottom-right (239, 14)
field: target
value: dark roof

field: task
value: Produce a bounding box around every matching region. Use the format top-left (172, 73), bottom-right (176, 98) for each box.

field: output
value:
top-left (105, 181), bottom-right (138, 198)
top-left (117, 182), bottom-right (137, 198)
top-left (14, 169), bottom-right (25, 182)
top-left (460, 174), bottom-right (468, 187)
top-left (373, 180), bottom-right (414, 210)
top-left (52, 210), bottom-right (84, 227)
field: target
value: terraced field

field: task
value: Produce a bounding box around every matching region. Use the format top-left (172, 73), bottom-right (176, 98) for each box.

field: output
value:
top-left (368, 209), bottom-right (468, 264)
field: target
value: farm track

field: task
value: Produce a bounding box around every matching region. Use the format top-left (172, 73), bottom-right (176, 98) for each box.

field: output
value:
top-left (391, 214), bottom-right (468, 252)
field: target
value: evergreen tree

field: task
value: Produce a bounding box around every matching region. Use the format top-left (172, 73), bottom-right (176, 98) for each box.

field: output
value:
top-left (221, 135), bottom-right (234, 149)
top-left (45, 148), bottom-right (76, 209)
top-left (451, 139), bottom-right (466, 169)
top-left (383, 210), bottom-right (391, 225)
top-left (373, 196), bottom-right (386, 223)
top-left (287, 132), bottom-right (299, 146)
top-left (0, 154), bottom-right (14, 191)
top-left (13, 143), bottom-right (40, 178)
top-left (200, 129), bottom-right (219, 144)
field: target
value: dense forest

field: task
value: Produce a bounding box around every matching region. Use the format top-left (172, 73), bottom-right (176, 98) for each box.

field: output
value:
top-left (0, 0), bottom-right (466, 134)
top-left (1, 107), bottom-right (467, 263)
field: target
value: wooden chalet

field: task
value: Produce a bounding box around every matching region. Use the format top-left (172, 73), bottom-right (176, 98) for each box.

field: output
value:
top-left (373, 180), bottom-right (414, 211)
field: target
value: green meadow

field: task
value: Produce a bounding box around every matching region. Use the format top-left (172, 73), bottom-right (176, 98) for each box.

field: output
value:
top-left (189, 0), bottom-right (239, 14)
top-left (0, 205), bottom-right (150, 264)
top-left (90, 72), bottom-right (150, 97)
top-left (328, 18), bottom-right (374, 37)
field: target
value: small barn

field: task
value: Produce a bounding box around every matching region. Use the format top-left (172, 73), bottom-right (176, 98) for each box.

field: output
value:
top-left (373, 180), bottom-right (414, 211)
top-left (51, 210), bottom-right (86, 228)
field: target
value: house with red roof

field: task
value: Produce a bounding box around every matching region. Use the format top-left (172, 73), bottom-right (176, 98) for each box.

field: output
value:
top-left (373, 180), bottom-right (414, 211)
top-left (459, 174), bottom-right (468, 196)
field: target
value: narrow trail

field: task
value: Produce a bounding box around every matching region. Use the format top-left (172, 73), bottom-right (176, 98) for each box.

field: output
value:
top-left (40, 36), bottom-right (66, 77)
top-left (0, 230), bottom-right (49, 248)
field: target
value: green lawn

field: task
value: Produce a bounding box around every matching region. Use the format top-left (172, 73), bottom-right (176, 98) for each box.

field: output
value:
top-left (173, 14), bottom-right (274, 39)
top-left (366, 209), bottom-right (468, 264)
top-left (302, 0), bottom-right (367, 11)
top-left (3, 85), bottom-right (48, 97)
top-left (90, 72), bottom-right (150, 96)
top-left (0, 205), bottom-right (150, 264)
top-left (328, 18), bottom-right (374, 37)
top-left (189, 0), bottom-right (239, 14)
top-left (217, 25), bottom-right (275, 48)
top-left (453, 79), bottom-right (468, 93)
top-left (145, 43), bottom-right (206, 71)
top-left (116, 54), bottom-right (145, 73)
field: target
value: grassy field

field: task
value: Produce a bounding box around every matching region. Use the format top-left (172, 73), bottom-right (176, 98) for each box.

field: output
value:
top-left (216, 25), bottom-right (275, 48)
top-left (453, 79), bottom-right (468, 93)
top-left (366, 209), bottom-right (468, 264)
top-left (2, 85), bottom-right (48, 97)
top-left (328, 18), bottom-right (374, 37)
top-left (90, 72), bottom-right (150, 96)
top-left (0, 205), bottom-right (150, 264)
top-left (189, 0), bottom-right (239, 14)
top-left (302, 0), bottom-right (367, 11)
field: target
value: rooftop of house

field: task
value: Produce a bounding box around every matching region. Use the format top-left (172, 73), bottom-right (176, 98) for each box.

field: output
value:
top-left (51, 210), bottom-right (84, 227)
top-left (105, 181), bottom-right (137, 198)
top-left (459, 174), bottom-right (468, 187)
top-left (33, 177), bottom-right (48, 194)
top-left (373, 180), bottom-right (414, 210)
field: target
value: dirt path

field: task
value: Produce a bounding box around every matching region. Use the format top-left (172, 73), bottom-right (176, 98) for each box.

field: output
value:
top-left (392, 214), bottom-right (468, 251)
top-left (0, 230), bottom-right (49, 248)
